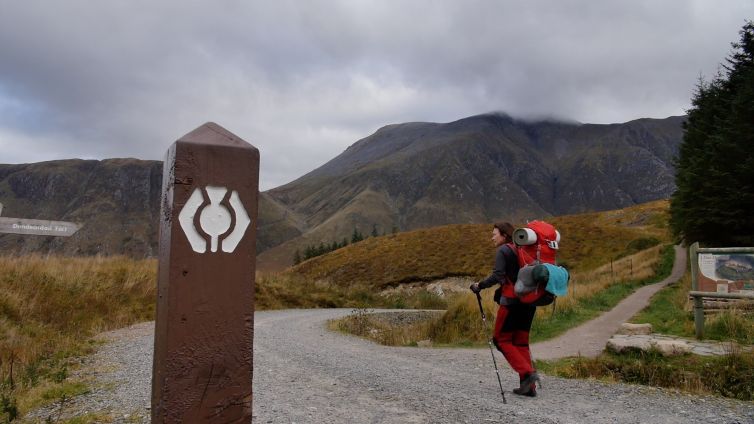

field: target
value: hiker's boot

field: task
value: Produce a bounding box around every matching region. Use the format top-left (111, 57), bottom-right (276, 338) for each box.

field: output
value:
top-left (512, 386), bottom-right (537, 397)
top-left (518, 371), bottom-right (541, 394)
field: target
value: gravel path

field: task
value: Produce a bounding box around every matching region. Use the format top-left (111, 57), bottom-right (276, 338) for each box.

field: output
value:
top-left (27, 308), bottom-right (754, 423)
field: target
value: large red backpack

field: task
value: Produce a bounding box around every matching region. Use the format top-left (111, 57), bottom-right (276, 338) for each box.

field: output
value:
top-left (512, 220), bottom-right (560, 267)
top-left (512, 220), bottom-right (560, 304)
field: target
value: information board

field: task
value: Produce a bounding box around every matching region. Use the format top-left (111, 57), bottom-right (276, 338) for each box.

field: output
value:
top-left (696, 252), bottom-right (754, 295)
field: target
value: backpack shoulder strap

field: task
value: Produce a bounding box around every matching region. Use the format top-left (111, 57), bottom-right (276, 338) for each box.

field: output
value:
top-left (500, 242), bottom-right (515, 262)
top-left (500, 243), bottom-right (520, 282)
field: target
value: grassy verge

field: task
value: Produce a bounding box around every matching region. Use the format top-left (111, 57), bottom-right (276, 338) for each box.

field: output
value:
top-left (632, 272), bottom-right (754, 344)
top-left (537, 248), bottom-right (754, 402)
top-left (328, 310), bottom-right (443, 347)
top-left (536, 348), bottom-right (754, 401)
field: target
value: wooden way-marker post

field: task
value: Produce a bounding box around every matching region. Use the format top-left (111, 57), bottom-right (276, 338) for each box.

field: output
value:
top-left (152, 123), bottom-right (258, 422)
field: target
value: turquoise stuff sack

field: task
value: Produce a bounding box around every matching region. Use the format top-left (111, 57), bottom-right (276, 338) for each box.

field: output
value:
top-left (542, 263), bottom-right (569, 296)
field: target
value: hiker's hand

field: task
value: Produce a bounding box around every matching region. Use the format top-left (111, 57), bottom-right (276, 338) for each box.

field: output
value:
top-left (469, 282), bottom-right (481, 293)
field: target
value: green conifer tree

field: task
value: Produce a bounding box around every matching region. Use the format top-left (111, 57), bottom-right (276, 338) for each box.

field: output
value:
top-left (293, 249), bottom-right (302, 265)
top-left (304, 245), bottom-right (314, 260)
top-left (670, 21), bottom-right (754, 246)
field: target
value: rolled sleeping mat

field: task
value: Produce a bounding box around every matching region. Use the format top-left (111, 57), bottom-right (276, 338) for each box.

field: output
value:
top-left (513, 228), bottom-right (537, 246)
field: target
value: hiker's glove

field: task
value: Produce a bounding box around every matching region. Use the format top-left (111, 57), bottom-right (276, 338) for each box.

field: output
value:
top-left (469, 282), bottom-right (481, 293)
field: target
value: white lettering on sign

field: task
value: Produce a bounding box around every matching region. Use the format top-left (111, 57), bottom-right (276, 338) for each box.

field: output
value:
top-left (698, 253), bottom-right (717, 280)
top-left (14, 223), bottom-right (55, 231)
top-left (0, 217), bottom-right (80, 236)
top-left (178, 186), bottom-right (251, 254)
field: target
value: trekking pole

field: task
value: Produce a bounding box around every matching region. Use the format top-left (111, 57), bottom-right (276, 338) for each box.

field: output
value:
top-left (475, 292), bottom-right (507, 404)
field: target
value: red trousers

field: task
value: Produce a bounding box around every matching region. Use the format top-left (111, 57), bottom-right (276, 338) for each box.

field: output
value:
top-left (493, 302), bottom-right (537, 380)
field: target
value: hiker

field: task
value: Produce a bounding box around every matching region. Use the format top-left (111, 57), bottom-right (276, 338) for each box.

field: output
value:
top-left (470, 222), bottom-right (540, 397)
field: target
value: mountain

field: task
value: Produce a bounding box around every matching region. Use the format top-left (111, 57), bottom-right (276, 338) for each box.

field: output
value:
top-left (0, 113), bottom-right (684, 262)
top-left (258, 113), bottom-right (684, 270)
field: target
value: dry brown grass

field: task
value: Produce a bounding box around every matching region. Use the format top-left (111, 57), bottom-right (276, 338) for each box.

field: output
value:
top-left (550, 200), bottom-right (669, 270)
top-left (0, 255), bottom-right (155, 365)
top-left (289, 200), bottom-right (671, 288)
top-left (328, 310), bottom-right (441, 346)
top-left (0, 255), bottom-right (156, 417)
top-left (255, 272), bottom-right (375, 310)
top-left (289, 223), bottom-right (490, 288)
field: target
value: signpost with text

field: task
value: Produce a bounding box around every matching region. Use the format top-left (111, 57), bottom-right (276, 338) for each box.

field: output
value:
top-left (0, 202), bottom-right (80, 237)
top-left (151, 123), bottom-right (259, 422)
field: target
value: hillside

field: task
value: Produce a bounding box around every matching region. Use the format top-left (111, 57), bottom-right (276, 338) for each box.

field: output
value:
top-left (287, 200), bottom-right (671, 288)
top-left (260, 113), bottom-right (683, 270)
top-left (0, 159), bottom-right (299, 257)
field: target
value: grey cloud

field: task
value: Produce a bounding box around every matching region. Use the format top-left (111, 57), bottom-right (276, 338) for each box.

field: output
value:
top-left (1, 0), bottom-right (752, 189)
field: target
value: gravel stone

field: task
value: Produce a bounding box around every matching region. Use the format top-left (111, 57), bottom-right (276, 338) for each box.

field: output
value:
top-left (366, 310), bottom-right (444, 326)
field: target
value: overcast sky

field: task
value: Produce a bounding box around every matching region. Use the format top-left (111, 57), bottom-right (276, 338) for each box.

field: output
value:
top-left (1, 1), bottom-right (751, 190)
